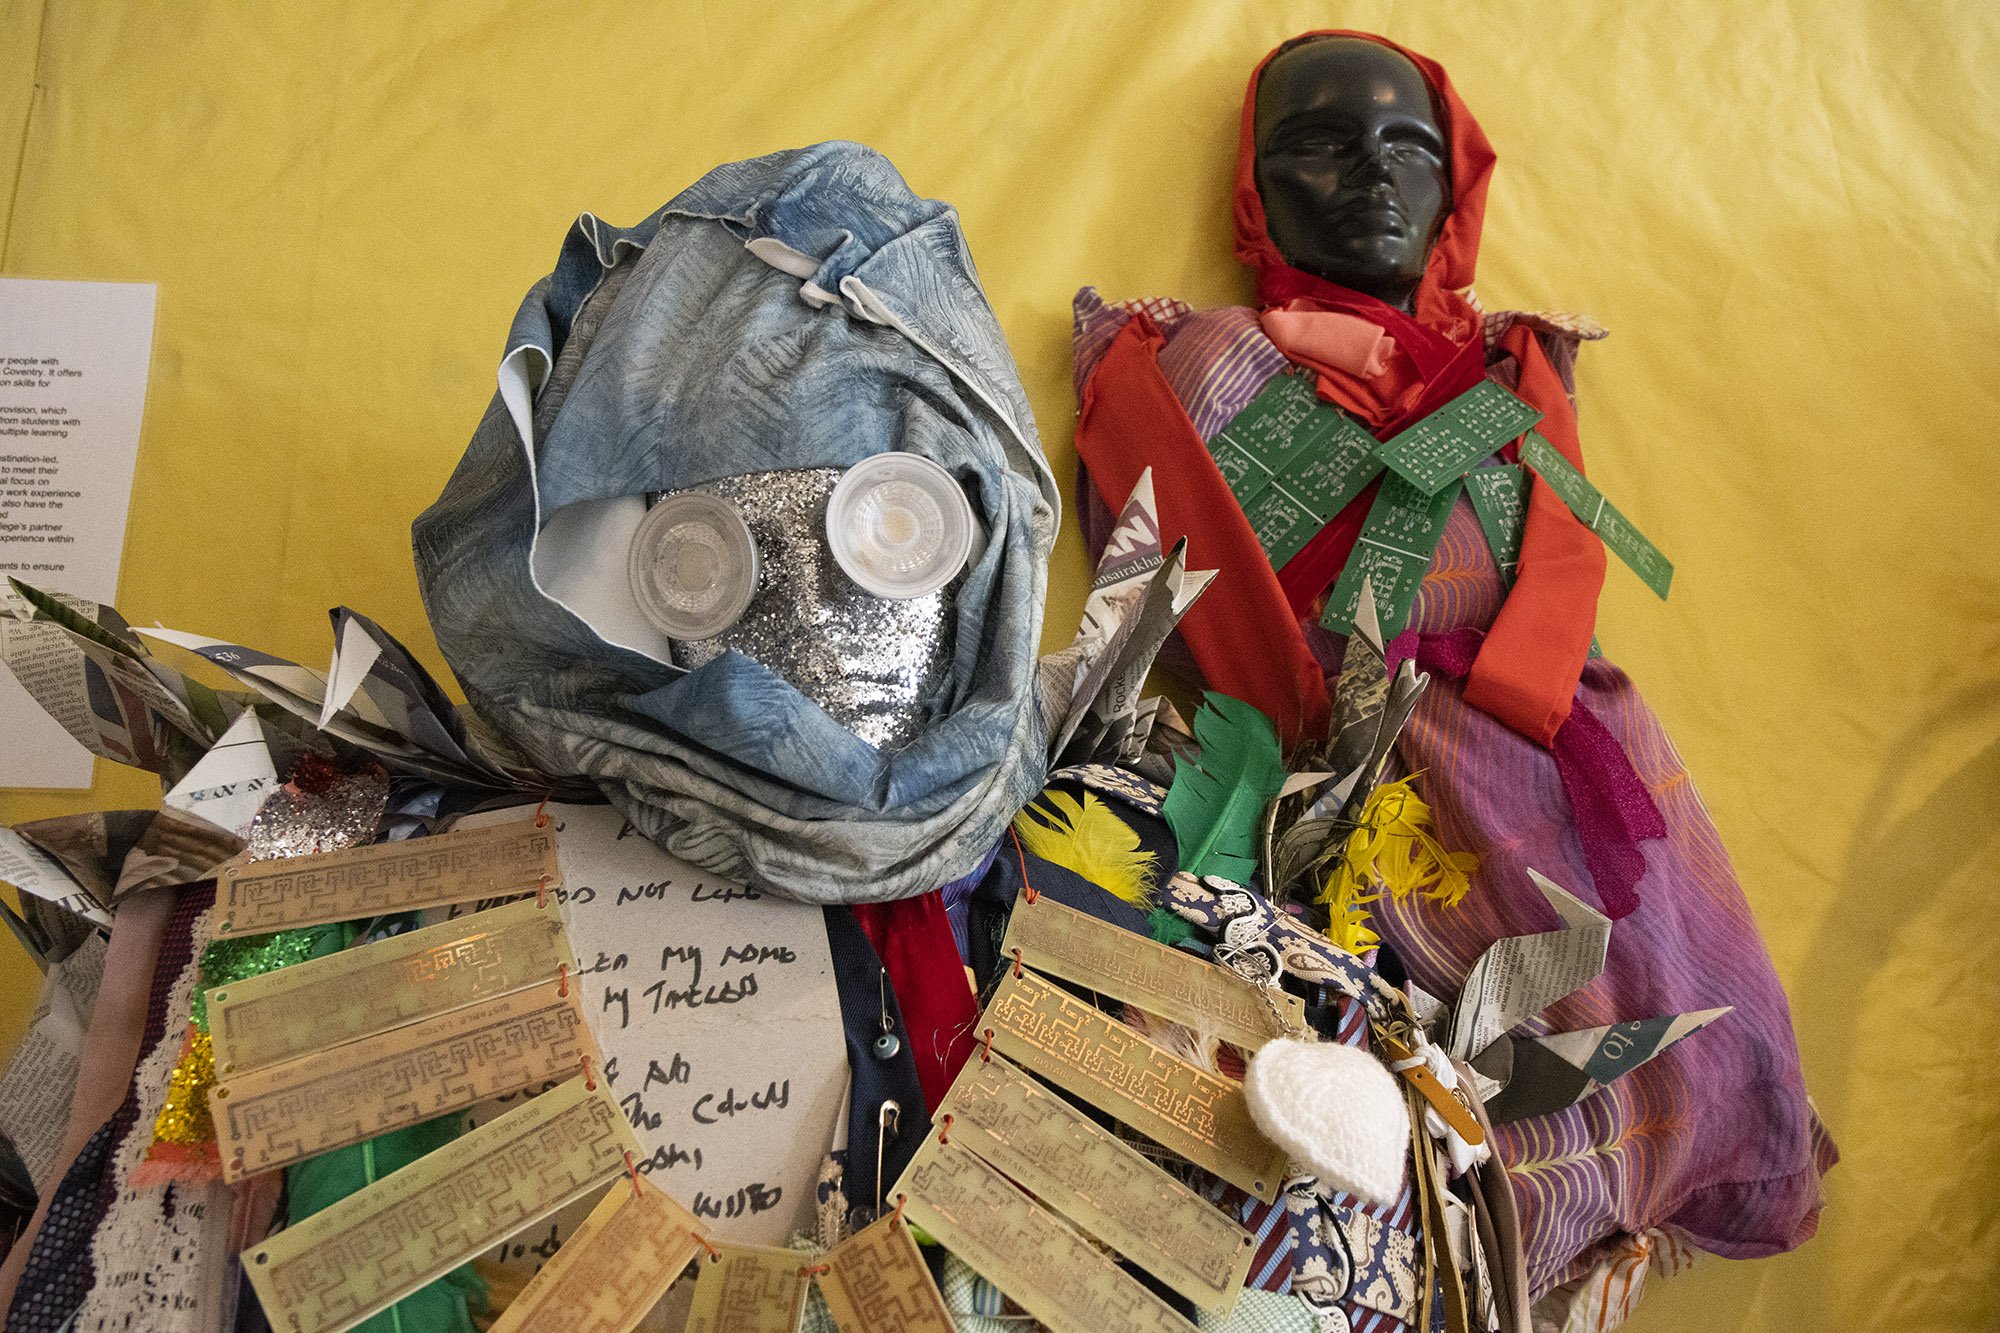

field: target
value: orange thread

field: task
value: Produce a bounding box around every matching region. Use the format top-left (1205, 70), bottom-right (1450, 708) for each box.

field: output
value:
top-left (537, 873), bottom-right (551, 909)
top-left (1009, 826), bottom-right (1039, 903)
top-left (581, 1054), bottom-right (596, 1091)
top-left (798, 1263), bottom-right (831, 1277)
top-left (938, 1113), bottom-right (954, 1146)
top-left (622, 1149), bottom-right (643, 1199)
top-left (557, 963), bottom-right (569, 998)
top-left (699, 1235), bottom-right (722, 1261)
top-left (1011, 947), bottom-right (1023, 979)
top-left (978, 1028), bottom-right (994, 1063)
top-left (534, 793), bottom-right (551, 828)
top-left (892, 1194), bottom-right (907, 1229)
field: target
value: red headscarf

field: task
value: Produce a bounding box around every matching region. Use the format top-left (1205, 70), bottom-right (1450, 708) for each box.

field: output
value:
top-left (1074, 32), bottom-right (1603, 747)
top-left (1235, 31), bottom-right (1494, 354)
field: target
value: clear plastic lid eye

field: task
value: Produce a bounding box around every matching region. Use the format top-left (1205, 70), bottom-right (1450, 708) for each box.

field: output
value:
top-left (825, 453), bottom-right (975, 600)
top-left (627, 492), bottom-right (760, 640)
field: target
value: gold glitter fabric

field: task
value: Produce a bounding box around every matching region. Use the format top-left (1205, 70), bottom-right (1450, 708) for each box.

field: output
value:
top-left (136, 755), bottom-right (379, 1186)
top-left (146, 1027), bottom-right (215, 1149)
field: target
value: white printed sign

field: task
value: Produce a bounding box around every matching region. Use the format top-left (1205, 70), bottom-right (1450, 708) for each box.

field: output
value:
top-left (457, 802), bottom-right (849, 1247)
top-left (0, 277), bottom-right (156, 787)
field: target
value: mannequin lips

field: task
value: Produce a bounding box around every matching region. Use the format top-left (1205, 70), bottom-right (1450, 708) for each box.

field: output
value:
top-left (1330, 190), bottom-right (1410, 233)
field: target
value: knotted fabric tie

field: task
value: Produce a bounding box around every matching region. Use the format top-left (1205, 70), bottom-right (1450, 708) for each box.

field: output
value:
top-left (1259, 303), bottom-right (1399, 380)
top-left (1387, 626), bottom-right (1663, 919)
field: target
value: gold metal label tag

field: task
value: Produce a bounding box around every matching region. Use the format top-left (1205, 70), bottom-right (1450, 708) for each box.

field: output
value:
top-left (212, 978), bottom-right (597, 1181)
top-left (243, 1074), bottom-right (635, 1333)
top-left (210, 897), bottom-right (575, 1074)
top-left (684, 1242), bottom-right (809, 1333)
top-left (816, 1213), bottom-right (955, 1333)
top-left (213, 816), bottom-right (560, 934)
top-left (1000, 891), bottom-right (1302, 1050)
top-left (488, 1173), bottom-right (707, 1333)
top-left (982, 969), bottom-right (1287, 1201)
top-left (935, 1051), bottom-right (1255, 1311)
top-left (894, 1134), bottom-right (1193, 1333)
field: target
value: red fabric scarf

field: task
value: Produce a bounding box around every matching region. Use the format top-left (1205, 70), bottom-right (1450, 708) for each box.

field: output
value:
top-left (1075, 30), bottom-right (1603, 747)
top-left (850, 891), bottom-right (977, 1113)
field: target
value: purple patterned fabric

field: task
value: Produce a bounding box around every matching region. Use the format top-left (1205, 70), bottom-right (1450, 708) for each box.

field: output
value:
top-left (1368, 504), bottom-right (1830, 1298)
top-left (938, 841), bottom-right (1000, 960)
top-left (1388, 624), bottom-right (1666, 920)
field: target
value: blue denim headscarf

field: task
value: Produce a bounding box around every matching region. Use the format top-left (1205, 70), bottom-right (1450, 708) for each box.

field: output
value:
top-left (414, 143), bottom-right (1058, 903)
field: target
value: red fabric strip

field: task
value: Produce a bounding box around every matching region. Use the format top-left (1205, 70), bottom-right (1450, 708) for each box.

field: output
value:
top-left (1462, 325), bottom-right (1605, 745)
top-left (1074, 313), bottom-right (1331, 743)
top-left (849, 890), bottom-right (978, 1113)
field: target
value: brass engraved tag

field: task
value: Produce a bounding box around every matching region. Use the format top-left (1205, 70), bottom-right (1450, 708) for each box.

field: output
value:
top-left (893, 1134), bottom-right (1193, 1333)
top-left (210, 897), bottom-right (575, 1074)
top-left (212, 978), bottom-right (597, 1181)
top-left (243, 1074), bottom-right (636, 1333)
top-left (488, 1173), bottom-right (707, 1333)
top-left (982, 969), bottom-right (1286, 1201)
top-left (684, 1242), bottom-right (809, 1333)
top-left (213, 817), bottom-right (560, 934)
top-left (816, 1213), bottom-right (954, 1333)
top-left (1001, 891), bottom-right (1301, 1051)
top-left (935, 1052), bottom-right (1255, 1311)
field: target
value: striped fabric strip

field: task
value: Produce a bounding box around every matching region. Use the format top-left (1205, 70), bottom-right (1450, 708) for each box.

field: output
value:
top-left (1533, 1225), bottom-right (1702, 1332)
top-left (1205, 1181), bottom-right (1295, 1295)
top-left (1155, 306), bottom-right (1291, 441)
top-left (1071, 290), bottom-right (1285, 444)
top-left (1070, 289), bottom-right (1194, 404)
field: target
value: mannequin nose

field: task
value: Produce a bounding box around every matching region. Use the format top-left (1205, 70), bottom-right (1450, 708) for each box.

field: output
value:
top-left (1346, 135), bottom-right (1395, 185)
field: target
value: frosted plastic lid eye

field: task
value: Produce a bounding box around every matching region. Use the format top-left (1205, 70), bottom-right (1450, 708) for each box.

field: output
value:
top-left (825, 453), bottom-right (975, 599)
top-left (627, 492), bottom-right (760, 640)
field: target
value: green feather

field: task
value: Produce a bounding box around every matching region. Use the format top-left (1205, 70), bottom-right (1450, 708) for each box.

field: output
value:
top-left (1148, 907), bottom-right (1195, 947)
top-left (1162, 692), bottom-right (1288, 884)
top-left (287, 1114), bottom-right (487, 1332)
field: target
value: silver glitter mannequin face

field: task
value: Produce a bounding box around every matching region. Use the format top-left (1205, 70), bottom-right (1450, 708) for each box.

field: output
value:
top-left (664, 468), bottom-right (957, 751)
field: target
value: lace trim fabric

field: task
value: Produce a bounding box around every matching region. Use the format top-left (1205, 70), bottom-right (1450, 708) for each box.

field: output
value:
top-left (73, 898), bottom-right (230, 1332)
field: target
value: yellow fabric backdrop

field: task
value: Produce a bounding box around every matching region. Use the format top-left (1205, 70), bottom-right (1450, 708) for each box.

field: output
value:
top-left (1, 2), bottom-right (1994, 1327)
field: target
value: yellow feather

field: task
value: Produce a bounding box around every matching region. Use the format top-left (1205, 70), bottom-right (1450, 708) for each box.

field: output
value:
top-left (1010, 790), bottom-right (1159, 909)
top-left (1317, 864), bottom-right (1382, 957)
top-left (1316, 775), bottom-right (1478, 938)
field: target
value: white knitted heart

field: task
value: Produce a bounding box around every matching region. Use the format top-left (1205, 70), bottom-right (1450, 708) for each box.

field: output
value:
top-left (1243, 1038), bottom-right (1409, 1205)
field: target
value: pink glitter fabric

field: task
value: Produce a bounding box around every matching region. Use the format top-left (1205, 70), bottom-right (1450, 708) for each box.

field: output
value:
top-left (245, 767), bottom-right (388, 862)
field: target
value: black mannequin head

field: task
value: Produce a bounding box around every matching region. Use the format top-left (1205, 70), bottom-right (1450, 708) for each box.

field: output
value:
top-left (1254, 37), bottom-right (1451, 311)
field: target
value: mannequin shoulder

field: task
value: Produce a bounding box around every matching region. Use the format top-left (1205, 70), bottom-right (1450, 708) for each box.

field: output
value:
top-left (1071, 286), bottom-right (1271, 383)
top-left (1481, 307), bottom-right (1610, 398)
